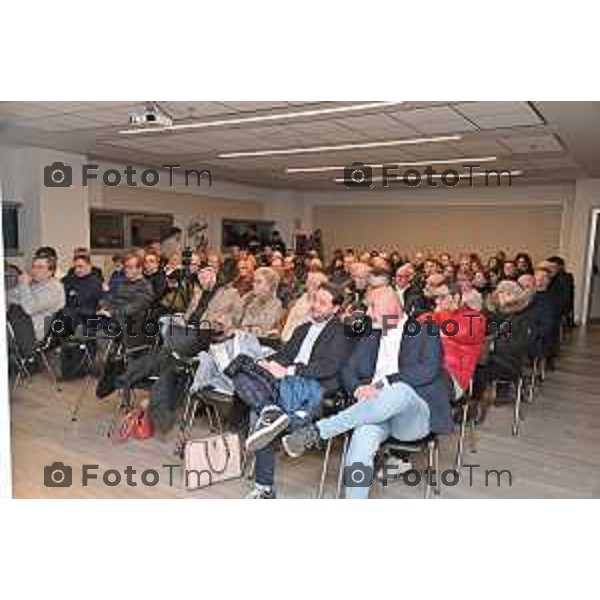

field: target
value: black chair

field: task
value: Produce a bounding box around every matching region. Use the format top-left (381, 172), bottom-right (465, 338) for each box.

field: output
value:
top-left (491, 372), bottom-right (525, 436)
top-left (379, 433), bottom-right (441, 499)
top-left (317, 390), bottom-right (353, 499)
top-left (453, 380), bottom-right (478, 471)
top-left (7, 312), bottom-right (63, 395)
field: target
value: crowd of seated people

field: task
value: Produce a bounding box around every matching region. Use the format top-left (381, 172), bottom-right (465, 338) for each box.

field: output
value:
top-left (4, 235), bottom-right (576, 499)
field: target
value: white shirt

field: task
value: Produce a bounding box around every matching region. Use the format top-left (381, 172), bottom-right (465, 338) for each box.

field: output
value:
top-left (396, 285), bottom-right (408, 308)
top-left (372, 316), bottom-right (406, 385)
top-left (293, 318), bottom-right (329, 366)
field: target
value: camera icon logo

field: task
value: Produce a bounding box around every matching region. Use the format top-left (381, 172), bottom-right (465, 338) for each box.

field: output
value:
top-left (343, 462), bottom-right (373, 488)
top-left (44, 161), bottom-right (73, 188)
top-left (44, 462), bottom-right (73, 487)
top-left (344, 162), bottom-right (373, 189)
top-left (343, 311), bottom-right (373, 339)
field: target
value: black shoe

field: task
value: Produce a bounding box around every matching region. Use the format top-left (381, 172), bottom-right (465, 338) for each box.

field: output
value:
top-left (245, 405), bottom-right (290, 453)
top-left (245, 484), bottom-right (276, 499)
top-left (281, 423), bottom-right (321, 458)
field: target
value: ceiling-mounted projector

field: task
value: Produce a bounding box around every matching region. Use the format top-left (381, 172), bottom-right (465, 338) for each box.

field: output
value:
top-left (129, 103), bottom-right (173, 128)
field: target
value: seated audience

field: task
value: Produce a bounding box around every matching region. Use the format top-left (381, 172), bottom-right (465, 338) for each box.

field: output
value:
top-left (222, 245), bottom-right (241, 282)
top-left (231, 258), bottom-right (255, 297)
top-left (419, 283), bottom-right (487, 399)
top-left (182, 264), bottom-right (241, 332)
top-left (473, 280), bottom-right (535, 422)
top-left (62, 253), bottom-right (104, 326)
top-left (98, 253), bottom-right (155, 346)
top-left (502, 260), bottom-right (518, 281)
top-left (66, 247), bottom-right (104, 281)
top-left (236, 267), bottom-right (283, 336)
top-left (515, 252), bottom-right (534, 276)
top-left (281, 271), bottom-right (328, 342)
top-left (243, 283), bottom-right (354, 499)
top-left (143, 251), bottom-right (167, 303)
top-left (7, 255), bottom-right (65, 341)
top-left (281, 286), bottom-right (454, 499)
top-left (368, 267), bottom-right (391, 290)
top-left (108, 253), bottom-right (127, 294)
top-left (394, 263), bottom-right (428, 316)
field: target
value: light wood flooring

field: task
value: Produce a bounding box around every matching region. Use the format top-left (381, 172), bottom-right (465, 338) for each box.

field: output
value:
top-left (9, 326), bottom-right (600, 498)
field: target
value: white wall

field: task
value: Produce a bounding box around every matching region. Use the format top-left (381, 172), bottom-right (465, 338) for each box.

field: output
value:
top-left (1, 145), bottom-right (278, 271)
top-left (565, 179), bottom-right (600, 321)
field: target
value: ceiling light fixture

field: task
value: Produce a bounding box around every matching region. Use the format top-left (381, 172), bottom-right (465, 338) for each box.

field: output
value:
top-left (119, 101), bottom-right (404, 135)
top-left (219, 134), bottom-right (461, 159)
top-left (287, 155), bottom-right (498, 174)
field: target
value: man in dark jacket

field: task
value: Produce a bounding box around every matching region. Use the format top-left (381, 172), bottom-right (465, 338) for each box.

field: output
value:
top-left (62, 254), bottom-right (104, 326)
top-left (98, 253), bottom-right (155, 347)
top-left (529, 267), bottom-right (560, 360)
top-left (281, 286), bottom-right (453, 500)
top-left (547, 256), bottom-right (575, 328)
top-left (394, 262), bottom-right (430, 317)
top-left (244, 282), bottom-right (355, 499)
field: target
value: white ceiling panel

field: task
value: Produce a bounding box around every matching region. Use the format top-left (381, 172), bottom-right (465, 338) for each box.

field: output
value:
top-left (454, 101), bottom-right (542, 130)
top-left (497, 132), bottom-right (564, 154)
top-left (160, 101), bottom-right (233, 119)
top-left (335, 113), bottom-right (419, 138)
top-left (392, 106), bottom-right (477, 134)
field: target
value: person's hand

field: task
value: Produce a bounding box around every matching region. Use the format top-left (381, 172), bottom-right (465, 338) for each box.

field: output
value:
top-left (97, 308), bottom-right (111, 317)
top-left (18, 271), bottom-right (30, 285)
top-left (354, 385), bottom-right (378, 401)
top-left (102, 282), bottom-right (110, 293)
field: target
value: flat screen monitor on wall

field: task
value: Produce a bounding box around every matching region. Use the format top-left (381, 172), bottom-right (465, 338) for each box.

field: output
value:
top-left (222, 219), bottom-right (275, 250)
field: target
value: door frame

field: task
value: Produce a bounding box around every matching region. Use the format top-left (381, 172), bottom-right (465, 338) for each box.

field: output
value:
top-left (581, 207), bottom-right (600, 325)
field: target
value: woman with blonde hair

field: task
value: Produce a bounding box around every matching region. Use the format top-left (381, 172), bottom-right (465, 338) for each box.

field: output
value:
top-left (237, 267), bottom-right (283, 337)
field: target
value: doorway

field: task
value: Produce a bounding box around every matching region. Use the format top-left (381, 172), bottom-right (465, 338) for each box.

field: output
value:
top-left (583, 210), bottom-right (600, 325)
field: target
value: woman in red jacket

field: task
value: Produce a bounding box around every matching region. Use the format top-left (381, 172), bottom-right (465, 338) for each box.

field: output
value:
top-left (418, 283), bottom-right (487, 399)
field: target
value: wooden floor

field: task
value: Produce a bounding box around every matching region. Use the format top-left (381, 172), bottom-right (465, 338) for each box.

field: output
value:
top-left (10, 326), bottom-right (600, 499)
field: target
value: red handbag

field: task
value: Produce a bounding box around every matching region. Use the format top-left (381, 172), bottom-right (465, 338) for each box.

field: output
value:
top-left (131, 409), bottom-right (154, 440)
top-left (112, 408), bottom-right (154, 443)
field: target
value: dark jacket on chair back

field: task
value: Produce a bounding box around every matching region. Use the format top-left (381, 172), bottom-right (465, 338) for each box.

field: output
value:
top-left (270, 318), bottom-right (355, 393)
top-left (341, 327), bottom-right (454, 434)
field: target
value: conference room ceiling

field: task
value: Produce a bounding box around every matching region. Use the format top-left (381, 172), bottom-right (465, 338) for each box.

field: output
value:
top-left (0, 101), bottom-right (596, 190)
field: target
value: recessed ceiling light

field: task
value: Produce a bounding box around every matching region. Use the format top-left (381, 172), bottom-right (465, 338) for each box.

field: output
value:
top-left (118, 101), bottom-right (404, 135)
top-left (219, 135), bottom-right (461, 159)
top-left (287, 155), bottom-right (498, 174)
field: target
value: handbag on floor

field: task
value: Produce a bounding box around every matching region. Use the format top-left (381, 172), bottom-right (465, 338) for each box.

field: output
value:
top-left (184, 433), bottom-right (242, 489)
top-left (112, 408), bottom-right (154, 443)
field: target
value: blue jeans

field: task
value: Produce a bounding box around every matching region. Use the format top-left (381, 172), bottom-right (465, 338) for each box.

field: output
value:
top-left (317, 382), bottom-right (430, 499)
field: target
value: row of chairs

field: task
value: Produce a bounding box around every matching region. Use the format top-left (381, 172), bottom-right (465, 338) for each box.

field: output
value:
top-left (7, 310), bottom-right (554, 499)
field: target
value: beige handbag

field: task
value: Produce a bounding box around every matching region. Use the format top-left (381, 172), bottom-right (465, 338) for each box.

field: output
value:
top-left (183, 433), bottom-right (242, 490)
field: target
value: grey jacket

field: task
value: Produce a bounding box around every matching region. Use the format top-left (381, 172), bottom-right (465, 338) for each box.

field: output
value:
top-left (7, 278), bottom-right (65, 340)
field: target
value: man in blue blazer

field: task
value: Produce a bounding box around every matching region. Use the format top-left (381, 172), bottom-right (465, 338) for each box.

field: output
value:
top-left (282, 286), bottom-right (454, 499)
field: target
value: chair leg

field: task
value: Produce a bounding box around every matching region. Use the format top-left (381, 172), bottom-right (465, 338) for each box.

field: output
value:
top-left (175, 392), bottom-right (200, 458)
top-left (317, 438), bottom-right (333, 499)
top-left (455, 402), bottom-right (468, 471)
top-left (433, 439), bottom-right (441, 498)
top-left (512, 378), bottom-right (524, 436)
top-left (468, 412), bottom-right (478, 454)
top-left (424, 440), bottom-right (434, 499)
top-left (40, 351), bottom-right (62, 393)
top-left (335, 434), bottom-right (349, 499)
